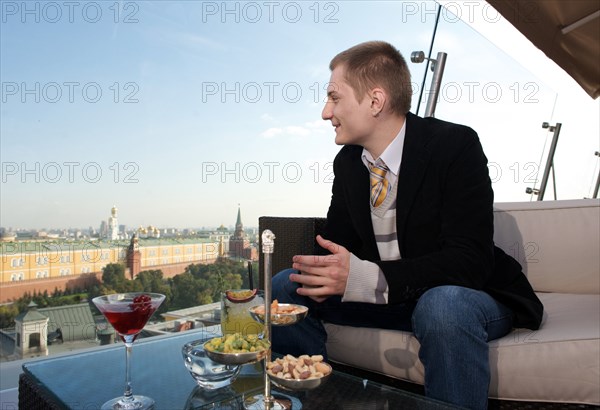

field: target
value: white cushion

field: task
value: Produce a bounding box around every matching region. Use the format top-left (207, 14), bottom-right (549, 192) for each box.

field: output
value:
top-left (489, 293), bottom-right (600, 404)
top-left (493, 199), bottom-right (600, 294)
top-left (325, 292), bottom-right (600, 404)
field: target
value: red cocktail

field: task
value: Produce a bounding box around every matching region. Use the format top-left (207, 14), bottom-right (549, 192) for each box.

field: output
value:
top-left (93, 293), bottom-right (165, 410)
top-left (100, 294), bottom-right (158, 338)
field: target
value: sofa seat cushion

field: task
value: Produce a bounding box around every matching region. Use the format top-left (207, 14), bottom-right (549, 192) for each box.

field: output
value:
top-left (324, 292), bottom-right (600, 404)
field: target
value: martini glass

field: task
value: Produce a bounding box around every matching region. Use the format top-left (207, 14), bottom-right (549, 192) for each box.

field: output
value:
top-left (92, 292), bottom-right (165, 410)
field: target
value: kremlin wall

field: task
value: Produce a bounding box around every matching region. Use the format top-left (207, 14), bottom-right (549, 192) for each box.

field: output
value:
top-left (0, 207), bottom-right (257, 303)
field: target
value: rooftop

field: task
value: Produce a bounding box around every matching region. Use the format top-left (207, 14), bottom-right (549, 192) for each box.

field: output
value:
top-left (14, 302), bottom-right (47, 323)
top-left (38, 302), bottom-right (98, 342)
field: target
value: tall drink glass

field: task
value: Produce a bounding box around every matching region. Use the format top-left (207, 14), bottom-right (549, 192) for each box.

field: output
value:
top-left (220, 290), bottom-right (264, 336)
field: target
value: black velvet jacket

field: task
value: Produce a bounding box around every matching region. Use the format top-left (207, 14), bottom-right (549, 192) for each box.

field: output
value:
top-left (323, 112), bottom-right (543, 329)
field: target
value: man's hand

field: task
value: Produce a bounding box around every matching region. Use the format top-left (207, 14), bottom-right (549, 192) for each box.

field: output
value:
top-left (290, 235), bottom-right (351, 303)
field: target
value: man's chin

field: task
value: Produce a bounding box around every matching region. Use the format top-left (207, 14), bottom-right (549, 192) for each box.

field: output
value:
top-left (334, 135), bottom-right (346, 145)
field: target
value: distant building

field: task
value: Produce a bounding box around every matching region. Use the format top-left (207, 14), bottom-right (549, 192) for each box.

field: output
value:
top-left (99, 220), bottom-right (108, 238)
top-left (229, 206), bottom-right (257, 261)
top-left (0, 230), bottom-right (16, 242)
top-left (0, 205), bottom-right (258, 302)
top-left (4, 302), bottom-right (111, 360)
top-left (14, 302), bottom-right (49, 359)
top-left (138, 225), bottom-right (160, 239)
top-left (108, 205), bottom-right (119, 240)
top-left (0, 237), bottom-right (221, 302)
top-left (126, 234), bottom-right (141, 279)
top-left (209, 225), bottom-right (230, 255)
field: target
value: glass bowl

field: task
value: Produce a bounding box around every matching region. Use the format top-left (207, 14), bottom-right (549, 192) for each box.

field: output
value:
top-left (182, 340), bottom-right (241, 389)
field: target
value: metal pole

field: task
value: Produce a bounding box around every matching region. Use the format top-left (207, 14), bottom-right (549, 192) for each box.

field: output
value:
top-left (593, 152), bottom-right (600, 199)
top-left (261, 230), bottom-right (275, 409)
top-left (424, 52), bottom-right (447, 118)
top-left (416, 4), bottom-right (442, 116)
top-left (537, 123), bottom-right (562, 201)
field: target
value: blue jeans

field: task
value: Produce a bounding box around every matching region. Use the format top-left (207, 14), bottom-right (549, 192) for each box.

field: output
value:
top-left (271, 269), bottom-right (514, 410)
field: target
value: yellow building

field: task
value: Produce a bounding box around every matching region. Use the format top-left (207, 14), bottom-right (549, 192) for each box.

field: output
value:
top-left (0, 238), bottom-right (220, 285)
top-left (138, 240), bottom-right (220, 268)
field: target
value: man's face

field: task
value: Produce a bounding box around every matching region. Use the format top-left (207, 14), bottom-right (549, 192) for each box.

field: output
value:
top-left (322, 65), bottom-right (374, 146)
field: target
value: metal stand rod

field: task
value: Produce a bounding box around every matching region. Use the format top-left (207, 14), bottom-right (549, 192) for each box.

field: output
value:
top-left (424, 52), bottom-right (447, 118)
top-left (537, 122), bottom-right (562, 201)
top-left (593, 152), bottom-right (600, 199)
top-left (415, 3), bottom-right (441, 117)
top-left (261, 230), bottom-right (275, 409)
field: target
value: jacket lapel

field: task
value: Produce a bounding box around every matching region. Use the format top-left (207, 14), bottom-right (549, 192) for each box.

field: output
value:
top-left (345, 148), bottom-right (380, 259)
top-left (396, 113), bottom-right (433, 250)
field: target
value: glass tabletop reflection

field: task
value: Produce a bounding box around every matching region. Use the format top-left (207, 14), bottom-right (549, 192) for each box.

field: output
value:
top-left (22, 328), bottom-right (459, 409)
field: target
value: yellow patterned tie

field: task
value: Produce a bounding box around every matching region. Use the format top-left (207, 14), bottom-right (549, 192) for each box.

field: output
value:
top-left (369, 160), bottom-right (389, 208)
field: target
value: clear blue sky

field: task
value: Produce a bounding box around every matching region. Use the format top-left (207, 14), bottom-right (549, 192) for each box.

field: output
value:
top-left (1, 1), bottom-right (598, 230)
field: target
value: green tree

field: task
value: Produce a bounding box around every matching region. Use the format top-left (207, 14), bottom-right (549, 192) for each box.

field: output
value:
top-left (136, 270), bottom-right (167, 293)
top-left (184, 259), bottom-right (243, 302)
top-left (135, 270), bottom-right (172, 314)
top-left (102, 263), bottom-right (127, 291)
top-left (0, 304), bottom-right (19, 328)
top-left (170, 272), bottom-right (202, 309)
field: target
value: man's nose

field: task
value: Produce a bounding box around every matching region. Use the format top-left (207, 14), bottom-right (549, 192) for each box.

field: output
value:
top-left (322, 102), bottom-right (332, 120)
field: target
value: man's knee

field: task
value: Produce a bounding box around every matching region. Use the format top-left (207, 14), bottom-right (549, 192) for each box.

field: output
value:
top-left (412, 286), bottom-right (477, 335)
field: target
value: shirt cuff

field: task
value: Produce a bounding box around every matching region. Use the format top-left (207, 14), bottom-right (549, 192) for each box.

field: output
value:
top-left (342, 254), bottom-right (389, 304)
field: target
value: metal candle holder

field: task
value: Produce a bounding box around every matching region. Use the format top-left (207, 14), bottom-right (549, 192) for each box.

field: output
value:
top-left (261, 229), bottom-right (276, 408)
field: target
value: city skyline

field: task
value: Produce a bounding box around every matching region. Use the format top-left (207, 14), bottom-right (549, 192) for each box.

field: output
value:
top-left (1, 204), bottom-right (257, 232)
top-left (2, 1), bottom-right (599, 229)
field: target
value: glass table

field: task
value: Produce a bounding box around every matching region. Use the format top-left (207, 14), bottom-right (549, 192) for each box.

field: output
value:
top-left (19, 329), bottom-right (460, 409)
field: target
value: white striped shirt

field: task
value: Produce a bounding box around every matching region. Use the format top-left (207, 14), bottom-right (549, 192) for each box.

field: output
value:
top-left (342, 122), bottom-right (406, 304)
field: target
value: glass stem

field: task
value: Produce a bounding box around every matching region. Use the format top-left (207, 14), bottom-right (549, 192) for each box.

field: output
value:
top-left (123, 341), bottom-right (134, 402)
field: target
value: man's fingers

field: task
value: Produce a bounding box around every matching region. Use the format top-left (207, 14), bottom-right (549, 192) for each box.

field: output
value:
top-left (293, 254), bottom-right (340, 266)
top-left (316, 235), bottom-right (343, 254)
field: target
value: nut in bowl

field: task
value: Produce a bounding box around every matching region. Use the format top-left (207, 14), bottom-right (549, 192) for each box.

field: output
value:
top-left (249, 300), bottom-right (308, 326)
top-left (266, 354), bottom-right (332, 391)
top-left (203, 333), bottom-right (270, 365)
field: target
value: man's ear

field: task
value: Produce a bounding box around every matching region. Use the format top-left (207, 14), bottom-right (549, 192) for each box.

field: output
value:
top-left (370, 88), bottom-right (386, 117)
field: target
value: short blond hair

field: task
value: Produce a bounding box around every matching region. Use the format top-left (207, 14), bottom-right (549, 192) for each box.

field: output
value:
top-left (330, 41), bottom-right (412, 115)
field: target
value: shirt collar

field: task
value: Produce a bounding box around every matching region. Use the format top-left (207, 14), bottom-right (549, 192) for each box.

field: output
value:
top-left (361, 120), bottom-right (406, 176)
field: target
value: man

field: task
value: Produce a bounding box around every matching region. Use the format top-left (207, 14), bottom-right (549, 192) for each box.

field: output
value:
top-left (271, 41), bottom-right (543, 409)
